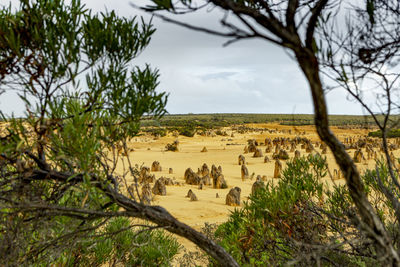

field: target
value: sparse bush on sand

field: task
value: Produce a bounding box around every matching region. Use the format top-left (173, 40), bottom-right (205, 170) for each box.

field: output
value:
top-left (178, 125), bottom-right (196, 137)
top-left (368, 129), bottom-right (400, 138)
top-left (213, 155), bottom-right (390, 266)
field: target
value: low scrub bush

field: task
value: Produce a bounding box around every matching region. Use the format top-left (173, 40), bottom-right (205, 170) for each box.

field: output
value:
top-left (215, 129), bottom-right (228, 136)
top-left (368, 129), bottom-right (400, 138)
top-left (178, 126), bottom-right (196, 137)
top-left (214, 155), bottom-right (381, 266)
top-left (143, 127), bottom-right (168, 137)
top-left (57, 217), bottom-right (181, 266)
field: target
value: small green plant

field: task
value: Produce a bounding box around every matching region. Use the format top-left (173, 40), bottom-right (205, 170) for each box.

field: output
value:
top-left (215, 129), bottom-right (228, 136)
top-left (143, 127), bottom-right (168, 137)
top-left (368, 129), bottom-right (400, 138)
top-left (178, 125), bottom-right (196, 137)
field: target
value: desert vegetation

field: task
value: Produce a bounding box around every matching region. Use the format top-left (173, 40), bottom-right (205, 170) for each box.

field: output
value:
top-left (141, 113), bottom-right (398, 128)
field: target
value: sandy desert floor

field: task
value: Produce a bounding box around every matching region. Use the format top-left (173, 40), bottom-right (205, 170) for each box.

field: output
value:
top-left (122, 123), bottom-right (394, 253)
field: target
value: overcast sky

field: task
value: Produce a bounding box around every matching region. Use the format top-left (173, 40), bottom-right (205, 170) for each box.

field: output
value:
top-left (1, 0), bottom-right (369, 116)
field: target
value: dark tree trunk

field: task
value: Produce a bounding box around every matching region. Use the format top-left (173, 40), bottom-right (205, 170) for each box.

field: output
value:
top-left (294, 48), bottom-right (400, 265)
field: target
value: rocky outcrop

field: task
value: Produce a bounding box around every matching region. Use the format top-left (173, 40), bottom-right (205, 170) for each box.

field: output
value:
top-left (165, 140), bottom-right (179, 151)
top-left (152, 178), bottom-right (166, 196)
top-left (333, 169), bottom-right (338, 179)
top-left (274, 159), bottom-right (282, 178)
top-left (211, 164), bottom-right (219, 179)
top-left (294, 150), bottom-right (300, 159)
top-left (226, 187), bottom-right (241, 206)
top-left (265, 137), bottom-right (272, 146)
top-left (353, 149), bottom-right (365, 163)
top-left (141, 183), bottom-right (152, 204)
top-left (201, 146), bottom-right (208, 152)
top-left (184, 168), bottom-right (201, 185)
top-left (201, 163), bottom-right (210, 176)
top-left (186, 189), bottom-right (198, 201)
top-left (201, 174), bottom-right (211, 186)
top-left (333, 169), bottom-right (343, 180)
top-left (202, 164), bottom-right (226, 188)
top-left (241, 164), bottom-right (249, 181)
top-left (272, 149), bottom-right (289, 160)
top-left (251, 178), bottom-right (264, 195)
top-left (253, 148), bottom-right (263, 158)
top-left (305, 143), bottom-right (313, 153)
top-left (238, 155), bottom-right (245, 165)
top-left (214, 174), bottom-right (228, 189)
top-left (140, 166), bottom-right (150, 178)
top-left (127, 183), bottom-right (136, 198)
top-left (290, 143), bottom-right (296, 152)
top-left (247, 139), bottom-right (258, 153)
top-left (164, 177), bottom-right (175, 186)
top-left (139, 166), bottom-right (155, 184)
top-left (151, 161), bottom-right (162, 172)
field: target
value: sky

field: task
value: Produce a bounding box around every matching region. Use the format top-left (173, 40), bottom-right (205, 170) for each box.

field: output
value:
top-left (1, 0), bottom-right (370, 116)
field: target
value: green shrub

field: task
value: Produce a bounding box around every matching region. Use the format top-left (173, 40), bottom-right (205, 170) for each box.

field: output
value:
top-left (178, 126), bottom-right (195, 137)
top-left (215, 129), bottom-right (228, 136)
top-left (368, 129), bottom-right (400, 138)
top-left (214, 155), bottom-right (377, 266)
top-left (143, 127), bottom-right (168, 137)
top-left (57, 217), bottom-right (181, 266)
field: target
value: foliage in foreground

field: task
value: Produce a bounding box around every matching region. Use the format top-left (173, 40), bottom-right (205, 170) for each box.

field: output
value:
top-left (57, 217), bottom-right (181, 267)
top-left (0, 0), bottom-right (179, 265)
top-left (215, 155), bottom-right (397, 266)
